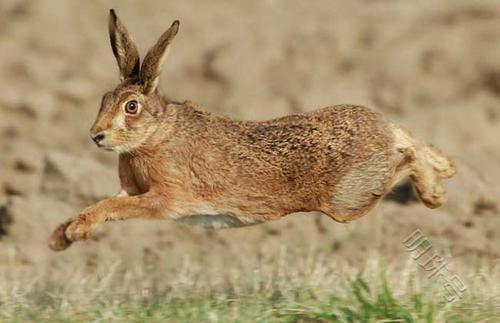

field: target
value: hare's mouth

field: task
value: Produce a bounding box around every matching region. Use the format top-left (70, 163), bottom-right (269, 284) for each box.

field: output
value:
top-left (94, 140), bottom-right (115, 152)
top-left (100, 143), bottom-right (128, 154)
top-left (100, 145), bottom-right (115, 152)
top-left (90, 133), bottom-right (118, 152)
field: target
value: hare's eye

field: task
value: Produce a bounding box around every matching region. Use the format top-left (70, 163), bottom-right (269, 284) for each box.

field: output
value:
top-left (125, 100), bottom-right (139, 114)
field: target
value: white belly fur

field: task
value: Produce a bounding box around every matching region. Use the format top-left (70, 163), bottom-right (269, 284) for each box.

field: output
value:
top-left (177, 209), bottom-right (261, 229)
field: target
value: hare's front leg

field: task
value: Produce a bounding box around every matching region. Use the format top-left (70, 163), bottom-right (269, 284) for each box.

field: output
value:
top-left (49, 192), bottom-right (167, 251)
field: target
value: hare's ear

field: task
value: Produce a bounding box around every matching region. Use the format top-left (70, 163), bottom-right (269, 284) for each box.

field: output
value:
top-left (140, 20), bottom-right (179, 94)
top-left (109, 9), bottom-right (140, 80)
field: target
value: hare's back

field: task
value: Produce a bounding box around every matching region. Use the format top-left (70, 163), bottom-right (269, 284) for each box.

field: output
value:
top-left (240, 104), bottom-right (395, 172)
top-left (241, 105), bottom-right (396, 195)
top-left (259, 104), bottom-right (394, 163)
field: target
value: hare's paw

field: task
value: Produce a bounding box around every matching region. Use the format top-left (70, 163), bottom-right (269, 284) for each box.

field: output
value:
top-left (417, 184), bottom-right (447, 209)
top-left (49, 221), bottom-right (73, 251)
top-left (65, 214), bottom-right (94, 242)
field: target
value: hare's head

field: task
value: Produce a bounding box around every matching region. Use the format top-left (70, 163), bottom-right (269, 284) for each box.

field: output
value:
top-left (90, 9), bottom-right (179, 153)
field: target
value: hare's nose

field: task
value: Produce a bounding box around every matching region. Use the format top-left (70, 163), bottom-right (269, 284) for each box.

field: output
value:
top-left (91, 132), bottom-right (105, 145)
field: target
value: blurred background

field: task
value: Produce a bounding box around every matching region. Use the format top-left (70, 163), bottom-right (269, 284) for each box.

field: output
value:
top-left (0, 0), bottom-right (499, 297)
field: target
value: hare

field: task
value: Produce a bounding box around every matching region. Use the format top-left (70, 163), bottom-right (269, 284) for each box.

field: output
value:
top-left (49, 9), bottom-right (456, 251)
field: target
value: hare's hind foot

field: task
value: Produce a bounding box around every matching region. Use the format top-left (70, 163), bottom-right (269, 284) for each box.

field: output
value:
top-left (418, 145), bottom-right (457, 179)
top-left (392, 126), bottom-right (456, 209)
top-left (409, 145), bottom-right (455, 208)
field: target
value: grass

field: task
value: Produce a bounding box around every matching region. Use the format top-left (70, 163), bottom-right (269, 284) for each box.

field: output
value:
top-left (1, 271), bottom-right (499, 322)
top-left (1, 245), bottom-right (499, 322)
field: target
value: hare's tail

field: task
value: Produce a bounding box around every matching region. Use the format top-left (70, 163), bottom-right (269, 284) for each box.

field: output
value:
top-left (392, 124), bottom-right (456, 208)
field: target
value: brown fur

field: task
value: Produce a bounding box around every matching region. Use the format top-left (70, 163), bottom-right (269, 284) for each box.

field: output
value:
top-left (49, 10), bottom-right (456, 251)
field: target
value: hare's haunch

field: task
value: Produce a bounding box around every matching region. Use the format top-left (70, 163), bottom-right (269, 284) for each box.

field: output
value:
top-left (49, 9), bottom-right (456, 251)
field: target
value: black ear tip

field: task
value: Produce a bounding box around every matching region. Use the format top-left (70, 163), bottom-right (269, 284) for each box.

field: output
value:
top-left (173, 20), bottom-right (180, 27)
top-left (110, 9), bottom-right (116, 18)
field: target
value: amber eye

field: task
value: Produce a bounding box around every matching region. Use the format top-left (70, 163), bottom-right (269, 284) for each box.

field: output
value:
top-left (124, 100), bottom-right (139, 114)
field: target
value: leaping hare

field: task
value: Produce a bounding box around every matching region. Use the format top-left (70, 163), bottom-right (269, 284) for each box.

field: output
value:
top-left (49, 10), bottom-right (456, 251)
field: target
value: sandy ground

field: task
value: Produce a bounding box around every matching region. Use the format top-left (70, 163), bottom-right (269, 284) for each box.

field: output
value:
top-left (0, 0), bottom-right (499, 279)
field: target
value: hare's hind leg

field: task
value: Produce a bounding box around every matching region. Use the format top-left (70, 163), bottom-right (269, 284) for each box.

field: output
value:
top-left (320, 155), bottom-right (392, 223)
top-left (320, 202), bottom-right (381, 224)
top-left (392, 125), bottom-right (456, 209)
